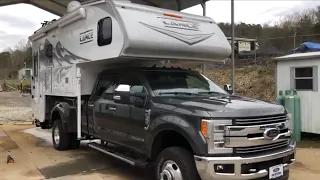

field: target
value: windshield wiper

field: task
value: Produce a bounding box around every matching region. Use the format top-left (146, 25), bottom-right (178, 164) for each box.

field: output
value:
top-left (198, 91), bottom-right (231, 102)
top-left (159, 92), bottom-right (199, 96)
top-left (198, 91), bottom-right (228, 96)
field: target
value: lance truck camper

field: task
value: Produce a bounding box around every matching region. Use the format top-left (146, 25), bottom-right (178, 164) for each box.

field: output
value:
top-left (29, 1), bottom-right (296, 180)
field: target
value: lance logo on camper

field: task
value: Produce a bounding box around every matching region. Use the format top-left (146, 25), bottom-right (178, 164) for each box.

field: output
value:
top-left (161, 19), bottom-right (199, 31)
top-left (79, 30), bottom-right (94, 44)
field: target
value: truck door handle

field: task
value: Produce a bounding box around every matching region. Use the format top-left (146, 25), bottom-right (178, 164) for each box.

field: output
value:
top-left (109, 107), bottom-right (116, 111)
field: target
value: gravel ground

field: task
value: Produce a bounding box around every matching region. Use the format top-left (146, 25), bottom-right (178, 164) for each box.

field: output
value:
top-left (0, 92), bottom-right (32, 124)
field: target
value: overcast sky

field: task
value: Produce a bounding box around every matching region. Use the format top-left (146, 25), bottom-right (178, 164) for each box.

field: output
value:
top-left (0, 0), bottom-right (320, 52)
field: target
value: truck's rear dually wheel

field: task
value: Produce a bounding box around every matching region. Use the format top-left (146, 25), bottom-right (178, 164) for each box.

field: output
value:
top-left (156, 147), bottom-right (200, 180)
top-left (69, 133), bottom-right (80, 149)
top-left (52, 119), bottom-right (71, 151)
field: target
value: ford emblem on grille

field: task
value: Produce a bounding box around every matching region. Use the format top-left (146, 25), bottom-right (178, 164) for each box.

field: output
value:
top-left (263, 128), bottom-right (280, 140)
top-left (273, 168), bottom-right (280, 172)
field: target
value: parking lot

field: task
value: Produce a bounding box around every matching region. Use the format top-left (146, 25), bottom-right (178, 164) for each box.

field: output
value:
top-left (0, 92), bottom-right (320, 180)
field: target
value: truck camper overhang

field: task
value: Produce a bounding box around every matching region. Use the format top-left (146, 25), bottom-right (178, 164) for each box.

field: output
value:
top-left (28, 0), bottom-right (231, 63)
top-left (0, 0), bottom-right (209, 17)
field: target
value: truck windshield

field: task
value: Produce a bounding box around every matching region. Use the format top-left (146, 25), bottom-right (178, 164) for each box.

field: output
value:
top-left (145, 71), bottom-right (227, 96)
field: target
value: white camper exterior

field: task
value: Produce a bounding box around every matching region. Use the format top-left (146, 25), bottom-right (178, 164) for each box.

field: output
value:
top-left (29, 0), bottom-right (231, 136)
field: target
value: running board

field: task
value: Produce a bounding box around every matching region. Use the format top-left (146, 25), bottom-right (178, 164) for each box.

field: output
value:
top-left (88, 142), bottom-right (148, 167)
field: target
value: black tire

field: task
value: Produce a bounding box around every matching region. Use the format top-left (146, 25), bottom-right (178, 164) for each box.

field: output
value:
top-left (69, 133), bottom-right (81, 149)
top-left (52, 119), bottom-right (70, 151)
top-left (155, 147), bottom-right (201, 180)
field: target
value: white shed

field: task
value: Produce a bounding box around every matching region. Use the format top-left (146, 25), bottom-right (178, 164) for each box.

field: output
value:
top-left (18, 68), bottom-right (33, 80)
top-left (275, 52), bottom-right (320, 134)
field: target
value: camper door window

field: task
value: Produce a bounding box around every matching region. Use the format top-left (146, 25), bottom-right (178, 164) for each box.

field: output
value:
top-left (33, 52), bottom-right (38, 76)
top-left (98, 17), bottom-right (112, 46)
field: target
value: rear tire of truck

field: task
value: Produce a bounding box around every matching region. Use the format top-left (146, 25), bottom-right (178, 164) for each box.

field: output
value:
top-left (155, 147), bottom-right (201, 180)
top-left (52, 119), bottom-right (71, 151)
top-left (69, 133), bottom-right (80, 149)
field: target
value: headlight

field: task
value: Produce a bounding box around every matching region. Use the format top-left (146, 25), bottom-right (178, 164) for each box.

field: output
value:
top-left (201, 119), bottom-right (233, 154)
top-left (286, 113), bottom-right (293, 130)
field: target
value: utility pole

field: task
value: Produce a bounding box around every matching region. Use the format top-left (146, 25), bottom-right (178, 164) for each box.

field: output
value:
top-left (231, 0), bottom-right (235, 94)
top-left (254, 37), bottom-right (257, 65)
top-left (201, 0), bottom-right (206, 75)
top-left (293, 32), bottom-right (297, 53)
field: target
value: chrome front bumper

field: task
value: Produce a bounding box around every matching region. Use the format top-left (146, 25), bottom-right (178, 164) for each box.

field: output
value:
top-left (194, 142), bottom-right (296, 180)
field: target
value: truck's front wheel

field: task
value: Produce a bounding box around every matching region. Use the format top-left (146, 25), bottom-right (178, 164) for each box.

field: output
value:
top-left (155, 147), bottom-right (201, 180)
top-left (52, 119), bottom-right (70, 151)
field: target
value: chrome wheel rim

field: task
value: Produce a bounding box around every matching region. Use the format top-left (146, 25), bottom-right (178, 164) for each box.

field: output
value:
top-left (53, 126), bottom-right (60, 145)
top-left (160, 160), bottom-right (182, 180)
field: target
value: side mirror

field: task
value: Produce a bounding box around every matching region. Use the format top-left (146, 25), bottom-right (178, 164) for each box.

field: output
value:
top-left (224, 84), bottom-right (233, 94)
top-left (114, 84), bottom-right (130, 104)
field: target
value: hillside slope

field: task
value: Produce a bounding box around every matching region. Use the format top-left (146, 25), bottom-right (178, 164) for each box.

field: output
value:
top-left (206, 65), bottom-right (275, 102)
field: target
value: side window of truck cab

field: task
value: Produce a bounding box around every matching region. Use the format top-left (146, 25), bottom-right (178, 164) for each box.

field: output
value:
top-left (98, 17), bottom-right (112, 46)
top-left (118, 74), bottom-right (147, 105)
top-left (94, 74), bottom-right (118, 100)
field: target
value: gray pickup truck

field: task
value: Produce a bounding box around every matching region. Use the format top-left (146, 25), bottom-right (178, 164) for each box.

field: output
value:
top-left (45, 66), bottom-right (295, 180)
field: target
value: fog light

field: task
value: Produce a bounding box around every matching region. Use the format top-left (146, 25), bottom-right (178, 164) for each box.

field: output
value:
top-left (214, 164), bottom-right (234, 173)
top-left (217, 165), bottom-right (224, 171)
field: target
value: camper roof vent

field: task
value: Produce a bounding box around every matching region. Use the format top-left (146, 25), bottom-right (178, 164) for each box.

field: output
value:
top-left (67, 1), bottom-right (81, 13)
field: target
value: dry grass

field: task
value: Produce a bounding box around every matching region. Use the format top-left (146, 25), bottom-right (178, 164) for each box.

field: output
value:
top-left (0, 79), bottom-right (31, 87)
top-left (206, 65), bottom-right (275, 102)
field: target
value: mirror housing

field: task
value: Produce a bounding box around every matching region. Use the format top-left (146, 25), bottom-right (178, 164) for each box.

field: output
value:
top-left (224, 84), bottom-right (233, 94)
top-left (114, 84), bottom-right (130, 104)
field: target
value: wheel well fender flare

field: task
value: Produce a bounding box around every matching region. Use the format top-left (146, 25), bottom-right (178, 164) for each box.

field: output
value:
top-left (147, 123), bottom-right (200, 158)
top-left (50, 102), bottom-right (76, 133)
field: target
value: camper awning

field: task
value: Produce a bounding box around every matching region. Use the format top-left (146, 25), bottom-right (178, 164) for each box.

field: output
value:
top-left (0, 0), bottom-right (209, 16)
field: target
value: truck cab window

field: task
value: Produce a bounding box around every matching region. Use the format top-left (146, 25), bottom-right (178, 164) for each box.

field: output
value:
top-left (98, 17), bottom-right (112, 46)
top-left (95, 74), bottom-right (118, 98)
top-left (145, 71), bottom-right (226, 96)
top-left (118, 75), bottom-right (146, 104)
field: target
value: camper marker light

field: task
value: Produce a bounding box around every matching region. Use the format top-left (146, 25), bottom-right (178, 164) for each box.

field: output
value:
top-left (164, 13), bottom-right (182, 19)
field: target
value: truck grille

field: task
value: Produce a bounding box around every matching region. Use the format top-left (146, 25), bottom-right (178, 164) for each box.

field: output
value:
top-left (235, 114), bottom-right (287, 126)
top-left (235, 140), bottom-right (289, 155)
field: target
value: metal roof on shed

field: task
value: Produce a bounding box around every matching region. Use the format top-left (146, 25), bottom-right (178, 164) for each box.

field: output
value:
top-left (274, 52), bottom-right (320, 61)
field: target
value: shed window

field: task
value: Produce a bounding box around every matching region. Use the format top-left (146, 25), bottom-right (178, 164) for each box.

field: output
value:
top-left (294, 67), bottom-right (314, 90)
top-left (98, 17), bottom-right (112, 46)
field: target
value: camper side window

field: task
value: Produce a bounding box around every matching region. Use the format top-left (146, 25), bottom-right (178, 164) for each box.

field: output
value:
top-left (98, 17), bottom-right (112, 46)
top-left (33, 52), bottom-right (38, 76)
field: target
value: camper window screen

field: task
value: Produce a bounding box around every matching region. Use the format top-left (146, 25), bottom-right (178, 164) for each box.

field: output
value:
top-left (98, 17), bottom-right (112, 46)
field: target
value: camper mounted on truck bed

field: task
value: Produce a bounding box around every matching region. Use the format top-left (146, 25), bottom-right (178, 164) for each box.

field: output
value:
top-left (29, 0), bottom-right (296, 180)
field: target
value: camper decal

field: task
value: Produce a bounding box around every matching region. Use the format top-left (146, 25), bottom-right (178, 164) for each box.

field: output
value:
top-left (160, 18), bottom-right (199, 31)
top-left (53, 41), bottom-right (91, 65)
top-left (139, 22), bottom-right (214, 46)
top-left (52, 66), bottom-right (72, 84)
top-left (79, 30), bottom-right (94, 45)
